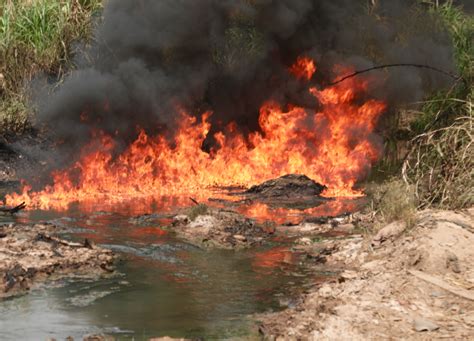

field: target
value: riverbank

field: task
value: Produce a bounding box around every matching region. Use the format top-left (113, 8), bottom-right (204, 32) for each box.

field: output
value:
top-left (258, 208), bottom-right (474, 340)
top-left (0, 222), bottom-right (116, 298)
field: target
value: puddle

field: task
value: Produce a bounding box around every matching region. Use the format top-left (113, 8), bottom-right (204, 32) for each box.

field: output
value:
top-left (0, 196), bottom-right (360, 339)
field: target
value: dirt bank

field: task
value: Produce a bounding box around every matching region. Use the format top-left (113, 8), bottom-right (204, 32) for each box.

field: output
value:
top-left (259, 208), bottom-right (474, 340)
top-left (0, 222), bottom-right (116, 298)
top-left (170, 205), bottom-right (276, 249)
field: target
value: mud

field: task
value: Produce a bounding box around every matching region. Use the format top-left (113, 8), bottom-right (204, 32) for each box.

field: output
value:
top-left (258, 208), bottom-right (474, 340)
top-left (170, 205), bottom-right (276, 249)
top-left (246, 174), bottom-right (326, 197)
top-left (0, 222), bottom-right (116, 298)
top-left (243, 174), bottom-right (329, 208)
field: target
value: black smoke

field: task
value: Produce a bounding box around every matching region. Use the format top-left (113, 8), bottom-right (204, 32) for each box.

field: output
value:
top-left (34, 0), bottom-right (457, 161)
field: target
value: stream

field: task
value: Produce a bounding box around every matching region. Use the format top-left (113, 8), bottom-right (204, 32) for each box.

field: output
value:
top-left (0, 198), bottom-right (350, 340)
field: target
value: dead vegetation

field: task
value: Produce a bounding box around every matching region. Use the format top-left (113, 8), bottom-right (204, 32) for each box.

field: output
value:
top-left (403, 99), bottom-right (473, 209)
top-left (366, 178), bottom-right (417, 231)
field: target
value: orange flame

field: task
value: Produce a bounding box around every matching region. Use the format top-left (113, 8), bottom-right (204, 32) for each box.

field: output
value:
top-left (4, 58), bottom-right (385, 210)
top-left (289, 56), bottom-right (316, 80)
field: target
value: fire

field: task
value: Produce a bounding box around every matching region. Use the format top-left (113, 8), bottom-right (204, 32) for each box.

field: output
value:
top-left (4, 58), bottom-right (385, 210)
top-left (239, 199), bottom-right (361, 225)
top-left (290, 56), bottom-right (316, 80)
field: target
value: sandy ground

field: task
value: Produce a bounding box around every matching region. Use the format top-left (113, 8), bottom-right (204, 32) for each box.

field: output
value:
top-left (0, 222), bottom-right (116, 298)
top-left (259, 208), bottom-right (474, 340)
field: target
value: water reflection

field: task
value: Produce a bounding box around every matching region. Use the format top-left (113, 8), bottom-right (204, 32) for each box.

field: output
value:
top-left (0, 206), bottom-right (315, 339)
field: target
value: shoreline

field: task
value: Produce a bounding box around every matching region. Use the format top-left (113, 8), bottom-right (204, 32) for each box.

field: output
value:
top-left (257, 208), bottom-right (474, 340)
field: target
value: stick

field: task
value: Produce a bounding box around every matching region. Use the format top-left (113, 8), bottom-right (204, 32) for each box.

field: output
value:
top-left (329, 63), bottom-right (461, 86)
top-left (409, 270), bottom-right (474, 301)
top-left (35, 233), bottom-right (85, 248)
top-left (0, 202), bottom-right (26, 214)
top-left (189, 197), bottom-right (200, 206)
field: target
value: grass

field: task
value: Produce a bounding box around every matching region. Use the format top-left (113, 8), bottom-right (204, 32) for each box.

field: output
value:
top-left (188, 204), bottom-right (209, 221)
top-left (374, 2), bottom-right (473, 211)
top-left (409, 1), bottom-right (473, 134)
top-left (0, 0), bottom-right (102, 134)
top-left (366, 178), bottom-right (417, 229)
top-left (400, 2), bottom-right (473, 209)
top-left (403, 99), bottom-right (473, 209)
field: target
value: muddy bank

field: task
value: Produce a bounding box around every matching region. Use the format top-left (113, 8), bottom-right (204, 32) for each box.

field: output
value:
top-left (169, 205), bottom-right (276, 249)
top-left (0, 222), bottom-right (116, 298)
top-left (259, 208), bottom-right (474, 340)
top-left (164, 201), bottom-right (361, 250)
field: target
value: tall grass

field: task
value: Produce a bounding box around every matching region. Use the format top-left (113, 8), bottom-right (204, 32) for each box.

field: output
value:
top-left (0, 0), bottom-right (102, 134)
top-left (410, 1), bottom-right (473, 134)
top-left (401, 2), bottom-right (473, 209)
top-left (403, 99), bottom-right (473, 209)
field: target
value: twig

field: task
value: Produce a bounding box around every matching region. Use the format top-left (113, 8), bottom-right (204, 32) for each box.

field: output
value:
top-left (35, 233), bottom-right (87, 248)
top-left (189, 197), bottom-right (200, 206)
top-left (329, 63), bottom-right (461, 86)
top-left (0, 202), bottom-right (26, 214)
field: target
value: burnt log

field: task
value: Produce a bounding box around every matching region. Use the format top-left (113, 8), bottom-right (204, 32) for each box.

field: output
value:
top-left (0, 202), bottom-right (26, 215)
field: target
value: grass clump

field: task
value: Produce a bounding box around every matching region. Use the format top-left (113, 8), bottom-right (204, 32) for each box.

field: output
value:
top-left (0, 0), bottom-right (102, 134)
top-left (403, 99), bottom-right (473, 209)
top-left (0, 96), bottom-right (28, 134)
top-left (367, 178), bottom-right (417, 228)
top-left (188, 204), bottom-right (209, 221)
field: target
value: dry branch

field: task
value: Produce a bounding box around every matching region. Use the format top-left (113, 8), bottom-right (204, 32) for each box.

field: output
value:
top-left (0, 202), bottom-right (26, 215)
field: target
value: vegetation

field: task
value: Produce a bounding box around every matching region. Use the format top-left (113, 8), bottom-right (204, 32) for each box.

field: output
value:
top-left (403, 99), bottom-right (473, 209)
top-left (0, 0), bottom-right (471, 210)
top-left (371, 1), bottom-right (472, 213)
top-left (400, 1), bottom-right (473, 209)
top-left (367, 178), bottom-right (417, 229)
top-left (410, 2), bottom-right (473, 134)
top-left (0, 0), bottom-right (101, 134)
top-left (188, 204), bottom-right (209, 221)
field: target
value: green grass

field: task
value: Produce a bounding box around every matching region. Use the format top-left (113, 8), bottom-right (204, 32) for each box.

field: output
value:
top-left (410, 1), bottom-right (473, 134)
top-left (0, 0), bottom-right (102, 134)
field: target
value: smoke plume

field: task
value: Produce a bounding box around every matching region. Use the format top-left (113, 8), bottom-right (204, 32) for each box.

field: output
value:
top-left (34, 0), bottom-right (457, 165)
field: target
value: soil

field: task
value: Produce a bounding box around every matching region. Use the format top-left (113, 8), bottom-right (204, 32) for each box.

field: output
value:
top-left (258, 208), bottom-right (474, 340)
top-left (0, 222), bottom-right (116, 298)
top-left (170, 205), bottom-right (277, 249)
top-left (246, 174), bottom-right (327, 197)
top-left (241, 174), bottom-right (330, 208)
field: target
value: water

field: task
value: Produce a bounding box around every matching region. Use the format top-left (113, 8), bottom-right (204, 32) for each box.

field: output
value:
top-left (0, 204), bottom-right (327, 340)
